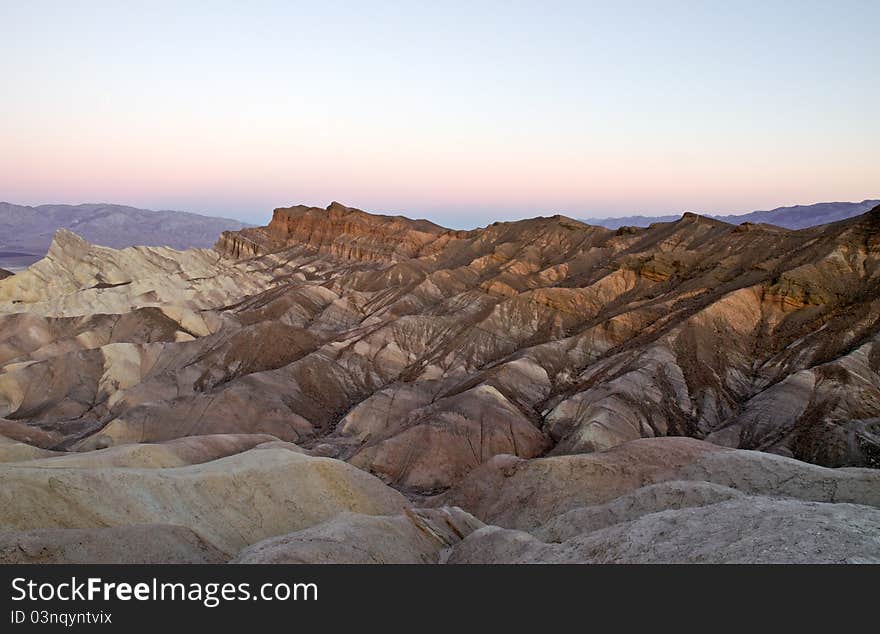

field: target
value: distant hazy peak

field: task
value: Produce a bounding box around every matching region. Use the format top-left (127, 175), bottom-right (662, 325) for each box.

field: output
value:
top-left (0, 202), bottom-right (253, 270)
top-left (580, 199), bottom-right (880, 230)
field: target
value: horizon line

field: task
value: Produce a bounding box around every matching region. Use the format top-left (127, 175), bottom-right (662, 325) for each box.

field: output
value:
top-left (3, 196), bottom-right (879, 229)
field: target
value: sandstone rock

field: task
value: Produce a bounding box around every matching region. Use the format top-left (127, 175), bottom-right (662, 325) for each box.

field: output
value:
top-left (0, 447), bottom-right (409, 554)
top-left (432, 437), bottom-right (880, 529)
top-left (16, 434), bottom-right (289, 468)
top-left (535, 480), bottom-right (747, 541)
top-left (0, 229), bottom-right (282, 317)
top-left (4, 206), bottom-right (879, 474)
top-left (233, 507), bottom-right (483, 564)
top-left (0, 434), bottom-right (61, 463)
top-left (0, 524), bottom-right (226, 564)
top-left (1, 201), bottom-right (879, 533)
top-left (215, 202), bottom-right (448, 262)
top-left (449, 497), bottom-right (880, 564)
top-left (347, 385), bottom-right (550, 492)
top-left (2, 202), bottom-right (879, 565)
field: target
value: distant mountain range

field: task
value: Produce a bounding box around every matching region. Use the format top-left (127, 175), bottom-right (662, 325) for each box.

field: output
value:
top-left (0, 202), bottom-right (252, 270)
top-left (582, 199), bottom-right (880, 230)
top-left (3, 199), bottom-right (876, 272)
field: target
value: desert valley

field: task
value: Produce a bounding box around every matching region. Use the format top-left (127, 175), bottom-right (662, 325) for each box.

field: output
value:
top-left (0, 201), bottom-right (877, 564)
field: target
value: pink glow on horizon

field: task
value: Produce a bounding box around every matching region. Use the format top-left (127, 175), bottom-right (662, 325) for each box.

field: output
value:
top-left (4, 131), bottom-right (876, 226)
top-left (3, 2), bottom-right (877, 225)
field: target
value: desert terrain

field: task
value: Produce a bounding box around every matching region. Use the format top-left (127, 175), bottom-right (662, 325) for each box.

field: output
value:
top-left (1, 202), bottom-right (878, 563)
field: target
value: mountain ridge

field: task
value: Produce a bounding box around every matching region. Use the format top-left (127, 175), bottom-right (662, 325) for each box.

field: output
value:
top-left (0, 201), bottom-right (253, 270)
top-left (1, 201), bottom-right (878, 563)
top-left (581, 199), bottom-right (880, 230)
top-left (2, 200), bottom-right (877, 471)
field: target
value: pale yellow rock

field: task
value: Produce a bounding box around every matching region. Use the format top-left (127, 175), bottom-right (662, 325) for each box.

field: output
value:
top-left (0, 447), bottom-right (409, 554)
top-left (14, 434), bottom-right (288, 469)
top-left (233, 507), bottom-right (484, 564)
top-left (0, 524), bottom-right (227, 564)
top-left (0, 435), bottom-right (61, 463)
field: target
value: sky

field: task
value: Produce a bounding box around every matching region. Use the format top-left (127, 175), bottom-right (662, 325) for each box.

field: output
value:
top-left (2, 1), bottom-right (878, 228)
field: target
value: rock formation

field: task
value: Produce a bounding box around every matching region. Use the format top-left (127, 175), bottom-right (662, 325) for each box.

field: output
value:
top-left (215, 202), bottom-right (449, 262)
top-left (0, 443), bottom-right (408, 555)
top-left (0, 201), bottom-right (878, 563)
top-left (0, 201), bottom-right (251, 270)
top-left (0, 525), bottom-right (227, 564)
top-left (233, 508), bottom-right (484, 564)
top-left (448, 498), bottom-right (880, 564)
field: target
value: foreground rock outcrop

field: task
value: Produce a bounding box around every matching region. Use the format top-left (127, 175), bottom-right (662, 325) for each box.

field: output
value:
top-left (431, 438), bottom-right (880, 529)
top-left (0, 524), bottom-right (226, 564)
top-left (0, 436), bottom-right (875, 563)
top-left (233, 507), bottom-right (484, 564)
top-left (0, 445), bottom-right (408, 555)
top-left (448, 497), bottom-right (880, 564)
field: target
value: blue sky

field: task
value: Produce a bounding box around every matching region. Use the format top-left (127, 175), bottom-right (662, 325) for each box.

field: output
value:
top-left (1, 1), bottom-right (877, 227)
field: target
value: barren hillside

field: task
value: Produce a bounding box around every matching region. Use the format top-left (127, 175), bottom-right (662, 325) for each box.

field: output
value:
top-left (0, 202), bottom-right (877, 563)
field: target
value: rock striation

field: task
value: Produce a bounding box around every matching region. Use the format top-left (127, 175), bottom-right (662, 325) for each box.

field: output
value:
top-left (2, 203), bottom-right (880, 475)
top-left (0, 201), bottom-right (879, 563)
top-left (215, 202), bottom-right (454, 263)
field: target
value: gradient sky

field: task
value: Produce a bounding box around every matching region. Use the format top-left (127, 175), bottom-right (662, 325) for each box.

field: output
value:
top-left (2, 1), bottom-right (878, 228)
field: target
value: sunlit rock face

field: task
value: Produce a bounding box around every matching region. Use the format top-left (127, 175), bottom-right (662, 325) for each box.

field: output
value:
top-left (215, 202), bottom-right (451, 263)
